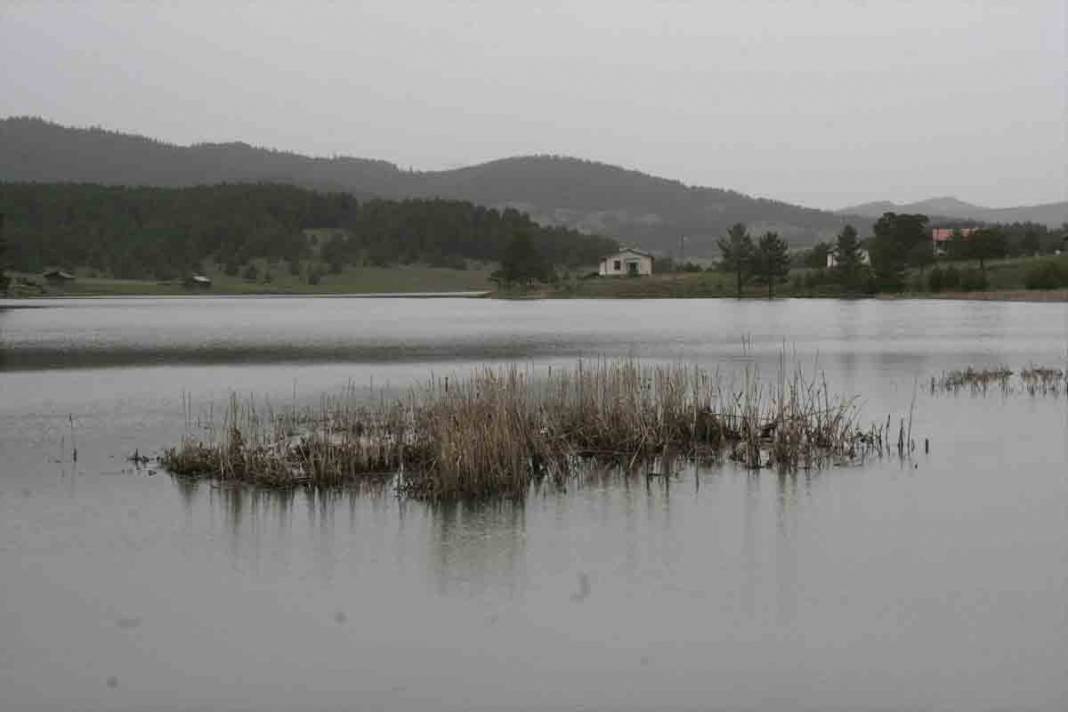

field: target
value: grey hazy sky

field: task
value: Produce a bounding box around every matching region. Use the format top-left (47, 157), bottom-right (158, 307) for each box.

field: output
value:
top-left (1, 0), bottom-right (1064, 208)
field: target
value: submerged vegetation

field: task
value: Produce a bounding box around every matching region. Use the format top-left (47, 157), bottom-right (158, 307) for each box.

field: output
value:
top-left (163, 359), bottom-right (905, 500)
top-left (930, 365), bottom-right (1067, 396)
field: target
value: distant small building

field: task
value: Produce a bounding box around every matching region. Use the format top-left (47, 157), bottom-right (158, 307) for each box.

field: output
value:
top-left (185, 274), bottom-right (212, 288)
top-left (932, 227), bottom-right (980, 256)
top-left (599, 248), bottom-right (654, 277)
top-left (826, 249), bottom-right (870, 269)
top-left (42, 269), bottom-right (76, 283)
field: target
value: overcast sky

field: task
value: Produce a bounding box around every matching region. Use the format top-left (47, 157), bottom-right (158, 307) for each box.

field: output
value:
top-left (1, 0), bottom-right (1064, 208)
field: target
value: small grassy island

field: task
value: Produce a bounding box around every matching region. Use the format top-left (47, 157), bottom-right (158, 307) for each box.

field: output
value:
top-left (163, 359), bottom-right (904, 500)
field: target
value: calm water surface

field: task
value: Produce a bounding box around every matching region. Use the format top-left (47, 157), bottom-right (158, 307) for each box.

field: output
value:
top-left (1, 297), bottom-right (1066, 711)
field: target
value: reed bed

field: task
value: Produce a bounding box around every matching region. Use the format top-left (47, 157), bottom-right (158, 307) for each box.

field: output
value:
top-left (930, 364), bottom-right (1067, 396)
top-left (162, 359), bottom-right (895, 500)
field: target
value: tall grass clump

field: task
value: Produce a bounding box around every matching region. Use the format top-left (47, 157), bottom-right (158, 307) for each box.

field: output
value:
top-left (163, 390), bottom-right (409, 487)
top-left (163, 359), bottom-right (894, 500)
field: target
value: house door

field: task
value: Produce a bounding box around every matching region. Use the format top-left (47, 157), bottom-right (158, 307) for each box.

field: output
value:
top-left (627, 261), bottom-right (639, 276)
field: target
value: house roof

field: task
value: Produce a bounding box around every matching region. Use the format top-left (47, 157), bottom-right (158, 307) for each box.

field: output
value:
top-left (602, 248), bottom-right (654, 260)
top-left (932, 227), bottom-right (979, 242)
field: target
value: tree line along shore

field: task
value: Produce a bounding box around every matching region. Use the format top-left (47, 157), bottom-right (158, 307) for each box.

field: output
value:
top-left (500, 214), bottom-right (1068, 300)
top-left (1, 182), bottom-right (1065, 299)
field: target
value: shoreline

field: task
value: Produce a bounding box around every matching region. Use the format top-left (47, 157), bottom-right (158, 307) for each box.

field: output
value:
top-left (1, 290), bottom-right (491, 302)
top-left (495, 288), bottom-right (1068, 303)
top-left (6, 288), bottom-right (1066, 303)
top-left (877, 289), bottom-right (1068, 303)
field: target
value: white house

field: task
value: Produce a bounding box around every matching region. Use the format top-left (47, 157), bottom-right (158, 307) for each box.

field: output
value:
top-left (826, 249), bottom-right (871, 269)
top-left (599, 248), bottom-right (654, 277)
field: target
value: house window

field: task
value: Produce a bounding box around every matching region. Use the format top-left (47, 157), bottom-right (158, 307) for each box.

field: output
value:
top-left (613, 260), bottom-right (622, 271)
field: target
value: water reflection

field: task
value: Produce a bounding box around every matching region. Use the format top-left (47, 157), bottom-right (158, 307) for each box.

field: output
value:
top-left (775, 471), bottom-right (803, 626)
top-left (740, 472), bottom-right (761, 619)
top-left (427, 498), bottom-right (528, 598)
top-left (173, 461), bottom-right (839, 621)
top-left (179, 478), bottom-right (394, 532)
top-left (0, 339), bottom-right (596, 371)
top-left (4, 297), bottom-right (1066, 375)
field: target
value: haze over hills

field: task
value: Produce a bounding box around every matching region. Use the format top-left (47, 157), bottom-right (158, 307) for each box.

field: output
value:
top-left (838, 196), bottom-right (1066, 228)
top-left (4, 118), bottom-right (1062, 256)
top-left (1, 117), bottom-right (866, 255)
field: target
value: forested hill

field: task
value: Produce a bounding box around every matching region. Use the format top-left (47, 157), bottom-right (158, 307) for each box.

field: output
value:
top-left (1, 117), bottom-right (863, 253)
top-left (412, 156), bottom-right (863, 253)
top-left (0, 183), bottom-right (616, 279)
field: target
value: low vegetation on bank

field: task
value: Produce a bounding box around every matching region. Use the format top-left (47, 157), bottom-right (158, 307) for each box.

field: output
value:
top-left (162, 359), bottom-right (904, 500)
top-left (3, 263), bottom-right (494, 297)
top-left (508, 253), bottom-right (1068, 301)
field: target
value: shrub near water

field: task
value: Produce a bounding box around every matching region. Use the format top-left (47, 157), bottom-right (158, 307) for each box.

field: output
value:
top-left (163, 360), bottom-right (895, 500)
top-left (959, 267), bottom-right (987, 291)
top-left (1024, 261), bottom-right (1068, 290)
top-left (927, 267), bottom-right (944, 292)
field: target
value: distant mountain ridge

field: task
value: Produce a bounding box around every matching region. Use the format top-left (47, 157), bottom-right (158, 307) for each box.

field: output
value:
top-left (838, 196), bottom-right (1066, 228)
top-left (0, 117), bottom-right (866, 254)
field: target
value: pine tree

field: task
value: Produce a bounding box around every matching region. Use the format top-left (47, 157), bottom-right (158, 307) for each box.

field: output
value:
top-left (0, 212), bottom-right (8, 292)
top-left (805, 241), bottom-right (832, 270)
top-left (718, 223), bottom-right (754, 298)
top-left (869, 213), bottom-right (929, 290)
top-left (498, 229), bottom-right (550, 286)
top-left (753, 231), bottom-right (790, 299)
top-left (968, 228), bottom-right (1007, 273)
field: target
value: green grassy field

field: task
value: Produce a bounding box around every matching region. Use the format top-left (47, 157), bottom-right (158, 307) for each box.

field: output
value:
top-left (6, 262), bottom-right (495, 297)
top-left (913, 254), bottom-right (1068, 292)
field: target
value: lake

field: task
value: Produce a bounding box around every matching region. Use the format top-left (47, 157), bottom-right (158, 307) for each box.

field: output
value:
top-left (1, 296), bottom-right (1066, 711)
